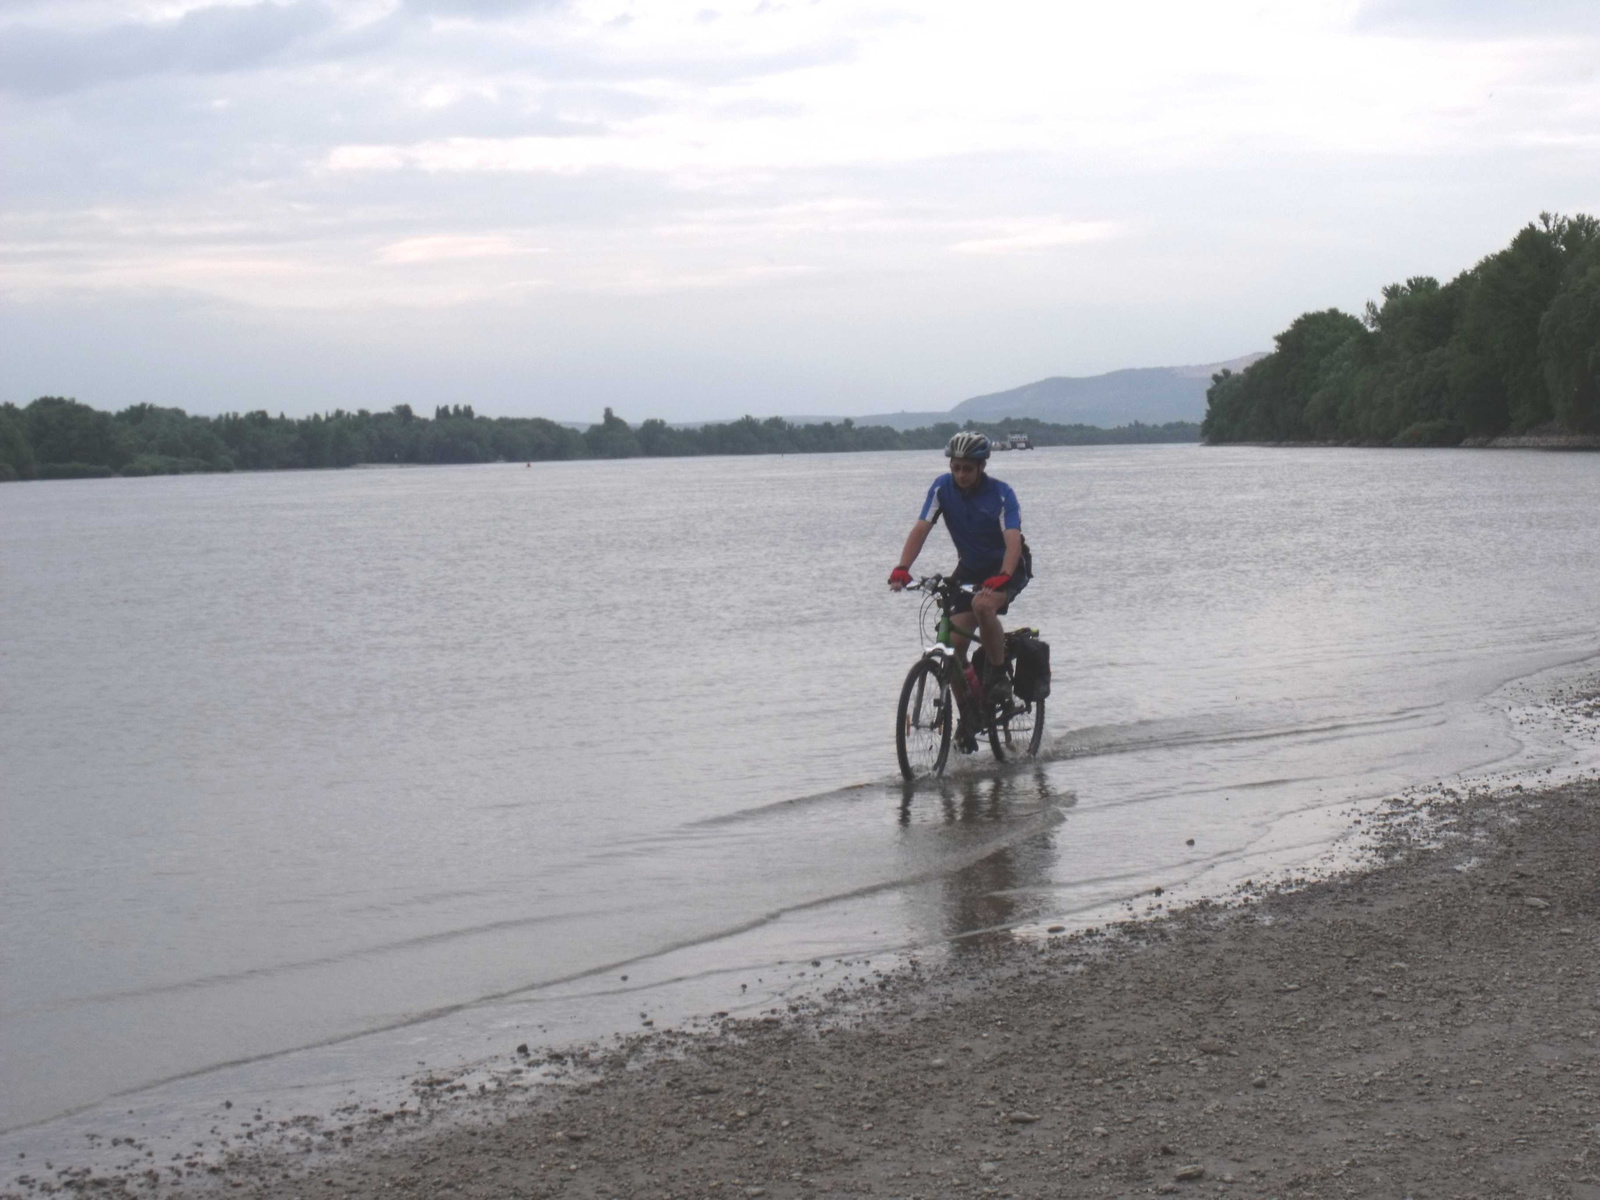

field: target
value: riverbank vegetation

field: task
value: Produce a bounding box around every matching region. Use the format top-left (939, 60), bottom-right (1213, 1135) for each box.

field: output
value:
top-left (1202, 212), bottom-right (1600, 445)
top-left (0, 397), bottom-right (1197, 482)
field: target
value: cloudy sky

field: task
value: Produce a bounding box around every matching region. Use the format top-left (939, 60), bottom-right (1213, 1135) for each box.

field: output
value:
top-left (1, 0), bottom-right (1596, 422)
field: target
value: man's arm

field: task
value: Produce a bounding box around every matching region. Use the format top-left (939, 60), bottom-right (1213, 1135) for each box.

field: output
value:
top-left (979, 528), bottom-right (1023, 592)
top-left (983, 480), bottom-right (1023, 587)
top-left (999, 527), bottom-right (1022, 579)
top-left (889, 519), bottom-right (935, 590)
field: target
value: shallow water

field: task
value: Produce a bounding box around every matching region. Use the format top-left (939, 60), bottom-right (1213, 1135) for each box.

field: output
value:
top-left (3, 445), bottom-right (1598, 1143)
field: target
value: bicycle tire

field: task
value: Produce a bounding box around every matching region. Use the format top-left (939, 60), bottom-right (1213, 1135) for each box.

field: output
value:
top-left (995, 697), bottom-right (1045, 758)
top-left (976, 660), bottom-right (1016, 762)
top-left (896, 657), bottom-right (951, 779)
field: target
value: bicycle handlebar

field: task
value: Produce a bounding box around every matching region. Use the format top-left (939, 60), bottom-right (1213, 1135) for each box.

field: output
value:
top-left (903, 573), bottom-right (975, 595)
top-left (901, 576), bottom-right (983, 630)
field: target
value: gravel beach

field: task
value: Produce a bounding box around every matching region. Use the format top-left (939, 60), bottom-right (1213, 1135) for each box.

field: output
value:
top-left (133, 769), bottom-right (1597, 1200)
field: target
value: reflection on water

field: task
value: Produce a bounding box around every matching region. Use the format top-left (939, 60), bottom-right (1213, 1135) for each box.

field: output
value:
top-left (899, 767), bottom-right (1070, 949)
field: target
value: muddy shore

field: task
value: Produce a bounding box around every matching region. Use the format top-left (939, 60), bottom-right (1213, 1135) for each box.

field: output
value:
top-left (95, 769), bottom-right (1582, 1200)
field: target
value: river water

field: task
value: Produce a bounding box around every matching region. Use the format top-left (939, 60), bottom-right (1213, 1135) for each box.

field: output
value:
top-left (3, 445), bottom-right (1598, 1157)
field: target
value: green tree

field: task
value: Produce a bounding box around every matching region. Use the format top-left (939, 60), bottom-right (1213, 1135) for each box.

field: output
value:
top-left (25, 396), bottom-right (128, 469)
top-left (0, 403), bottom-right (37, 480)
top-left (584, 407), bottom-right (642, 458)
top-left (1205, 212), bottom-right (1600, 444)
top-left (1201, 310), bottom-right (1363, 443)
top-left (1539, 256), bottom-right (1600, 431)
top-left (1452, 217), bottom-right (1568, 432)
top-left (637, 418), bottom-right (696, 456)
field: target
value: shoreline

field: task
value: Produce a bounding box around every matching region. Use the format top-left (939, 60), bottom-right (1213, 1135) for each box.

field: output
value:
top-left (15, 763), bottom-right (1599, 1196)
top-left (274, 774), bottom-right (1600, 1199)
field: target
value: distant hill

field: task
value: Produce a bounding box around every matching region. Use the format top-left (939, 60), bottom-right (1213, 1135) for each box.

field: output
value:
top-left (953, 355), bottom-right (1265, 426)
top-left (849, 355), bottom-right (1264, 431)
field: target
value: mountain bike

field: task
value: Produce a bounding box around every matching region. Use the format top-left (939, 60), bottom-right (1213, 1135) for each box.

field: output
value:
top-left (895, 574), bottom-right (1046, 779)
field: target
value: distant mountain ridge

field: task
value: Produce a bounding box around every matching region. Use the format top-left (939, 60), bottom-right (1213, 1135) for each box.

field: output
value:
top-left (850, 354), bottom-right (1264, 431)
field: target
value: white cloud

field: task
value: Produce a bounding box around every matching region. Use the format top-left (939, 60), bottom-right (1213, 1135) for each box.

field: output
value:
top-left (596, 261), bottom-right (816, 294)
top-left (952, 222), bottom-right (1122, 256)
top-left (315, 0), bottom-right (1596, 196)
top-left (0, 1), bottom-right (339, 96)
top-left (376, 233), bottom-right (546, 262)
top-left (4, 0), bottom-right (1600, 417)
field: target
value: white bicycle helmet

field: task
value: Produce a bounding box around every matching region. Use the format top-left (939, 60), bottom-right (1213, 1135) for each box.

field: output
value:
top-left (944, 431), bottom-right (991, 461)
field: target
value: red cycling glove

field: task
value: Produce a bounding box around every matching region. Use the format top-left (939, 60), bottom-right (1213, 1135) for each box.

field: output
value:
top-left (888, 566), bottom-right (913, 586)
top-left (982, 574), bottom-right (1011, 591)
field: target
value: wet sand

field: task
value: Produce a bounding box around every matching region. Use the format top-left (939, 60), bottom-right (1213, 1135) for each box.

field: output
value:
top-left (115, 763), bottom-right (1591, 1200)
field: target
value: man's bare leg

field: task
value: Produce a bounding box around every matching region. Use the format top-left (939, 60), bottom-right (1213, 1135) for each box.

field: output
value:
top-left (950, 612), bottom-right (987, 710)
top-left (971, 592), bottom-right (1006, 671)
top-left (951, 612), bottom-right (977, 665)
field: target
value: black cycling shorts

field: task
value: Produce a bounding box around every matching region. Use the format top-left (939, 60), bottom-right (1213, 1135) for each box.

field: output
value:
top-left (949, 558), bottom-right (1029, 617)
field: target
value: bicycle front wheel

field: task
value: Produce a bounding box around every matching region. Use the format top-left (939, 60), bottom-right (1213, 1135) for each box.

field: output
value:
top-left (896, 657), bottom-right (952, 780)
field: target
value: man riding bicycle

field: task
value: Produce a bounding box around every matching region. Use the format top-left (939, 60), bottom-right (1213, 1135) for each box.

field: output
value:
top-left (888, 431), bottom-right (1032, 706)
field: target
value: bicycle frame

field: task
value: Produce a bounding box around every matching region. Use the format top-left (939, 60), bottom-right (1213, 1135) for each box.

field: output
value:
top-left (932, 609), bottom-right (983, 654)
top-left (914, 578), bottom-right (985, 719)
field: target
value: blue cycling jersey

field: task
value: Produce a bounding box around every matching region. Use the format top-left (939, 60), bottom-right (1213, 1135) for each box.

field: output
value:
top-left (918, 472), bottom-right (1022, 575)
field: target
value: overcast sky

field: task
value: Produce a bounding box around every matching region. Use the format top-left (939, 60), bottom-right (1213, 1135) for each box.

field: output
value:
top-left (2, 0), bottom-right (1596, 422)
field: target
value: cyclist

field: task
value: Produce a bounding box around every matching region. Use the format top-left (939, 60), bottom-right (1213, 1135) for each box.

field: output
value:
top-left (888, 431), bottom-right (1031, 706)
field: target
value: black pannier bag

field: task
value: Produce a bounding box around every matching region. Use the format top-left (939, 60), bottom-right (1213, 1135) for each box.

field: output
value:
top-left (1008, 630), bottom-right (1051, 702)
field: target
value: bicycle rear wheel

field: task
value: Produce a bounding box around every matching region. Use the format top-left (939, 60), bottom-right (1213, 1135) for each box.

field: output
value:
top-left (984, 694), bottom-right (1006, 760)
top-left (993, 697), bottom-right (1045, 758)
top-left (972, 668), bottom-right (1011, 761)
top-left (896, 657), bottom-right (952, 779)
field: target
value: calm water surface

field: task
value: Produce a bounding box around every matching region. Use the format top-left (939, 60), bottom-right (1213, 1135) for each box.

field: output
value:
top-left (3, 446), bottom-right (1598, 1139)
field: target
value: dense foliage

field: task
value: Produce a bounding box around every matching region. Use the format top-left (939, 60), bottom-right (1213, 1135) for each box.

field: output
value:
top-left (0, 397), bottom-right (1198, 482)
top-left (1202, 213), bottom-right (1600, 445)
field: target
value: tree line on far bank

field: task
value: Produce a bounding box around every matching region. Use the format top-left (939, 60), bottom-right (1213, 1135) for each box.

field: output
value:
top-left (1202, 212), bottom-right (1600, 446)
top-left (0, 397), bottom-right (1199, 482)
